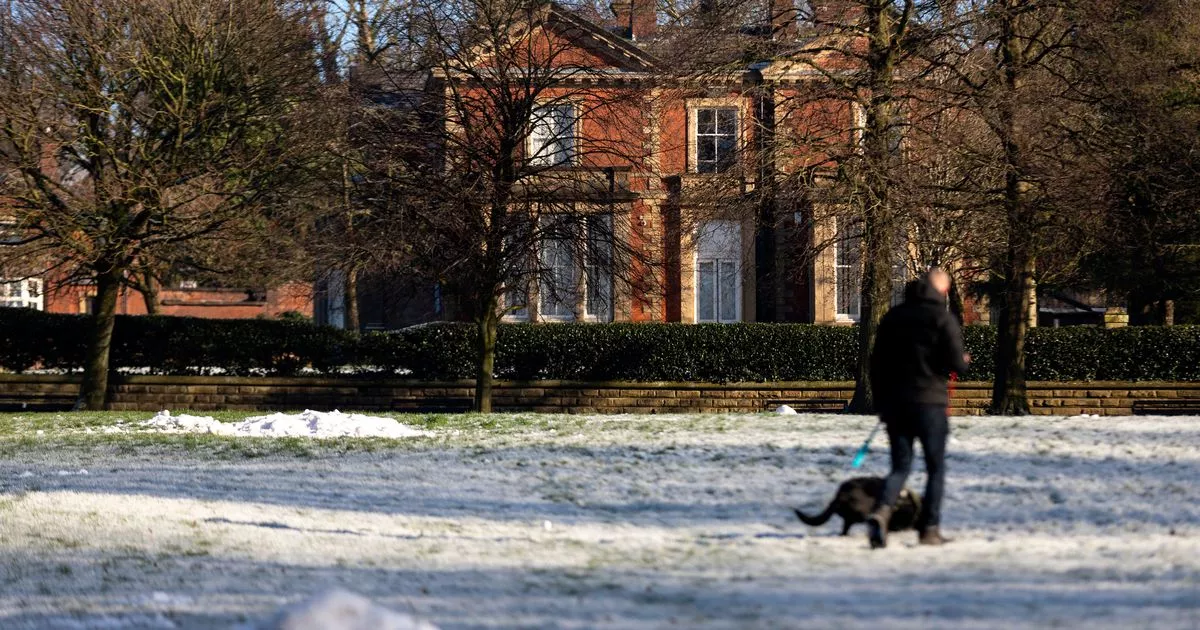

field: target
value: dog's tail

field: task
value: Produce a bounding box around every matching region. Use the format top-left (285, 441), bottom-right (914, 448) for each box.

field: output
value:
top-left (793, 500), bottom-right (835, 526)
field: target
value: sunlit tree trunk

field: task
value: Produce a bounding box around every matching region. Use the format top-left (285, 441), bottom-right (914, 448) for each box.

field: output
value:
top-left (78, 265), bottom-right (123, 410)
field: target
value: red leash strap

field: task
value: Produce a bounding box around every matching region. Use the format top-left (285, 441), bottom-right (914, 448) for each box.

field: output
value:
top-left (948, 372), bottom-right (958, 416)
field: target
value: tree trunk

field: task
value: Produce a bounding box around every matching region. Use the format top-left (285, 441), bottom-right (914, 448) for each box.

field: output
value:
top-left (990, 249), bottom-right (1034, 415)
top-left (78, 267), bottom-right (123, 410)
top-left (948, 275), bottom-right (965, 325)
top-left (990, 4), bottom-right (1033, 415)
top-left (140, 271), bottom-right (161, 315)
top-left (473, 300), bottom-right (499, 413)
top-left (848, 215), bottom-right (895, 413)
top-left (344, 266), bottom-right (360, 333)
top-left (846, 0), bottom-right (902, 414)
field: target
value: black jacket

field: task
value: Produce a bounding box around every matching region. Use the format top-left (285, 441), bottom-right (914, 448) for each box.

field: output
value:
top-left (870, 278), bottom-right (969, 414)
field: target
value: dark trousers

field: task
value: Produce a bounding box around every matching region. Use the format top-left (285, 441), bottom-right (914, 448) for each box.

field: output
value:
top-left (875, 403), bottom-right (949, 530)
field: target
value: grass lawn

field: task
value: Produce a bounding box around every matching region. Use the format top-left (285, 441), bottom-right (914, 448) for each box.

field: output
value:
top-left (0, 410), bottom-right (1197, 629)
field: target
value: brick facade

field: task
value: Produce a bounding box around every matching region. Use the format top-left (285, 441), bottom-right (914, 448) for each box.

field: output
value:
top-left (39, 281), bottom-right (313, 319)
top-left (320, 2), bottom-right (993, 330)
top-left (2, 374), bottom-right (1196, 416)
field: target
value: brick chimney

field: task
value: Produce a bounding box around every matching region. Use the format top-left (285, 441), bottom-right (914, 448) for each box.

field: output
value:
top-left (769, 0), bottom-right (798, 39)
top-left (611, 0), bottom-right (656, 41)
top-left (810, 0), bottom-right (864, 31)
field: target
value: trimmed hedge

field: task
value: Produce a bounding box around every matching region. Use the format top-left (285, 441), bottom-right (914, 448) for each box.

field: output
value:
top-left (0, 308), bottom-right (357, 376)
top-left (362, 323), bottom-right (860, 381)
top-left (2, 308), bottom-right (1199, 381)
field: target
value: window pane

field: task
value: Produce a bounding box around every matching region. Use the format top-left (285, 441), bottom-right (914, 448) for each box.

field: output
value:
top-left (716, 135), bottom-right (736, 171)
top-left (531, 105), bottom-right (575, 166)
top-left (697, 138), bottom-right (715, 164)
top-left (717, 109), bottom-right (737, 135)
top-left (697, 220), bottom-right (741, 259)
top-left (586, 266), bottom-right (611, 320)
top-left (836, 216), bottom-right (863, 318)
top-left (540, 234), bottom-right (577, 318)
top-left (505, 220), bottom-right (534, 319)
top-left (697, 108), bottom-right (715, 134)
top-left (585, 215), bottom-right (613, 320)
top-left (697, 261), bottom-right (716, 321)
top-left (554, 106), bottom-right (575, 164)
top-left (507, 285), bottom-right (529, 320)
top-left (891, 261), bottom-right (907, 306)
top-left (719, 260), bottom-right (738, 321)
top-left (586, 215), bottom-right (612, 266)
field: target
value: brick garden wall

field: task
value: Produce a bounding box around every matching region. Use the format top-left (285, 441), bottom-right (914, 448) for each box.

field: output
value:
top-left (1, 374), bottom-right (1198, 415)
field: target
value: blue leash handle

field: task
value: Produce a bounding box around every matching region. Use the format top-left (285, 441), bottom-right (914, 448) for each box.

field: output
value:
top-left (851, 422), bottom-right (884, 468)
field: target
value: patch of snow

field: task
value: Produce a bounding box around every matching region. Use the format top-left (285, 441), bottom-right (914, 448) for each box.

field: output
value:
top-left (16, 469), bottom-right (88, 478)
top-left (253, 589), bottom-right (439, 630)
top-left (774, 404), bottom-right (798, 415)
top-left (140, 410), bottom-right (431, 439)
top-left (55, 469), bottom-right (88, 477)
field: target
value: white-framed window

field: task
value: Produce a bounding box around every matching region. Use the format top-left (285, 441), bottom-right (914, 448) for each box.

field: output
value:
top-left (502, 219), bottom-right (535, 322)
top-left (694, 107), bottom-right (738, 173)
top-left (534, 213), bottom-right (614, 323)
top-left (835, 216), bottom-right (862, 321)
top-left (583, 214), bottom-right (613, 321)
top-left (503, 281), bottom-right (531, 321)
top-left (529, 103), bottom-right (577, 167)
top-left (0, 278), bottom-right (43, 310)
top-left (539, 217), bottom-right (579, 320)
top-left (834, 217), bottom-right (908, 322)
top-left (696, 220), bottom-right (741, 323)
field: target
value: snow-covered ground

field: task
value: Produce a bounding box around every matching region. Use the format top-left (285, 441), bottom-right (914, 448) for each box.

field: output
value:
top-left (0, 412), bottom-right (1197, 629)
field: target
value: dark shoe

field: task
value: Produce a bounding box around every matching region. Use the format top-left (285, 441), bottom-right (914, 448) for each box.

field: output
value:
top-left (867, 506), bottom-right (892, 550)
top-left (918, 527), bottom-right (951, 546)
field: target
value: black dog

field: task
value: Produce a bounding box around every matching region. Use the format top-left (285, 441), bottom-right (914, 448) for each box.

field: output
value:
top-left (793, 477), bottom-right (921, 536)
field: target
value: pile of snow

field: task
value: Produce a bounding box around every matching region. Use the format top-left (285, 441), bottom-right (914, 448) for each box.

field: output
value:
top-left (143, 411), bottom-right (227, 434)
top-left (142, 410), bottom-right (432, 439)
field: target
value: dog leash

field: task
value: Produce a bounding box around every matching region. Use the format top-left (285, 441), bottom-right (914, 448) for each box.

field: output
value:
top-left (852, 373), bottom-right (958, 469)
top-left (948, 372), bottom-right (958, 417)
top-left (850, 422), bottom-right (882, 469)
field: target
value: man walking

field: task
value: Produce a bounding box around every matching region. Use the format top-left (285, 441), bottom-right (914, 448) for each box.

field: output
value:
top-left (866, 267), bottom-right (968, 548)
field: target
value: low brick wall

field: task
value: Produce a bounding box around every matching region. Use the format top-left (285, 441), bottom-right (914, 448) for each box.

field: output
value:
top-left (1, 374), bottom-right (1198, 415)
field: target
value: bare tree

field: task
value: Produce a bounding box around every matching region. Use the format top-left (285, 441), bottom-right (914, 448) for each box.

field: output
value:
top-left (943, 0), bottom-right (1097, 413)
top-left (363, 0), bottom-right (661, 411)
top-left (763, 1), bottom-right (962, 411)
top-left (299, 0), bottom-right (419, 332)
top-left (0, 0), bottom-right (327, 408)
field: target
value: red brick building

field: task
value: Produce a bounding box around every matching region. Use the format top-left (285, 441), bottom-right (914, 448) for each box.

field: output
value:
top-left (0, 273), bottom-right (312, 319)
top-left (324, 0), bottom-right (976, 330)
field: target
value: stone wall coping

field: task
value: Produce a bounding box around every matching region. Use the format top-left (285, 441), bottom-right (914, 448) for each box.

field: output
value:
top-left (1, 373), bottom-right (1199, 390)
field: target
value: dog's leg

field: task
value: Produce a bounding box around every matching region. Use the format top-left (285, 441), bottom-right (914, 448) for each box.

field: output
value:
top-left (840, 520), bottom-right (852, 536)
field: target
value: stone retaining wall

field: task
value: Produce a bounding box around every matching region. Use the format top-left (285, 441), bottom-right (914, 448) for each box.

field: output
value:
top-left (2, 374), bottom-right (1198, 415)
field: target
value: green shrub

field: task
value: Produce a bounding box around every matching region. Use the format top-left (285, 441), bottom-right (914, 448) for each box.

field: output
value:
top-left (962, 325), bottom-right (997, 381)
top-left (0, 308), bottom-right (357, 376)
top-left (2, 307), bottom-right (1198, 381)
top-left (1025, 325), bottom-right (1200, 381)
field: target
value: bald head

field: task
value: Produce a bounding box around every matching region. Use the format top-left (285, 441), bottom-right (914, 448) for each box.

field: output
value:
top-left (926, 267), bottom-right (952, 297)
